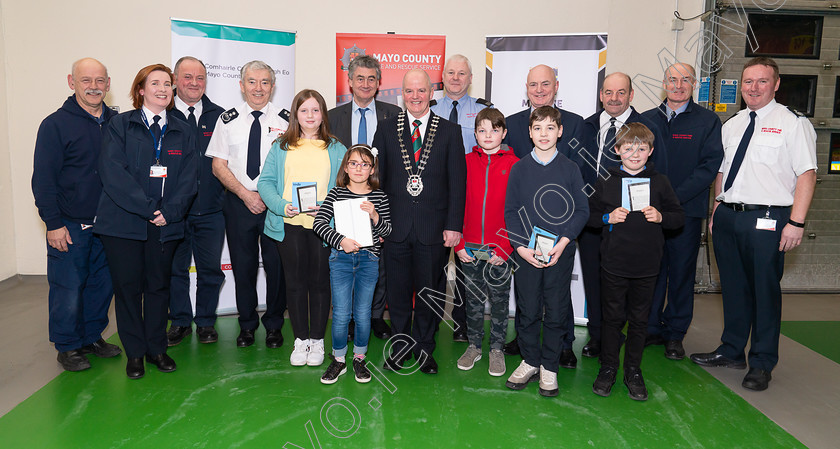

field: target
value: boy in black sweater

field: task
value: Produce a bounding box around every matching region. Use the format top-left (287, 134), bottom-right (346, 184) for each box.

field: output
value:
top-left (503, 106), bottom-right (589, 397)
top-left (588, 122), bottom-right (684, 401)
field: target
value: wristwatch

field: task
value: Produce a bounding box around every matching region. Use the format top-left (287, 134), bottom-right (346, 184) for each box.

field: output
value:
top-left (602, 213), bottom-right (610, 224)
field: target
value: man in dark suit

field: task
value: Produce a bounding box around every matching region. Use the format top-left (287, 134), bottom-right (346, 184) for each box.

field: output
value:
top-left (328, 54), bottom-right (401, 340)
top-left (502, 64), bottom-right (585, 367)
top-left (372, 69), bottom-right (466, 374)
top-left (574, 72), bottom-right (669, 360)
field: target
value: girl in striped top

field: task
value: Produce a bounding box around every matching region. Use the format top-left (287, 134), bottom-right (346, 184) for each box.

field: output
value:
top-left (313, 144), bottom-right (391, 384)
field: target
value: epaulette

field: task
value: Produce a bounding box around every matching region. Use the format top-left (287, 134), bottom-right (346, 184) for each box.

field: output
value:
top-left (476, 98), bottom-right (493, 107)
top-left (220, 108), bottom-right (239, 124)
top-left (279, 109), bottom-right (291, 122)
top-left (430, 99), bottom-right (438, 106)
top-left (787, 106), bottom-right (805, 117)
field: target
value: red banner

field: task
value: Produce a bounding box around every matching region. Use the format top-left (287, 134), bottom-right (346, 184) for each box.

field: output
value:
top-left (336, 33), bottom-right (446, 106)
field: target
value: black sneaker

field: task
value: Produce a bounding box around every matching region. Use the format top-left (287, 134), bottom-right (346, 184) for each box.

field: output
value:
top-left (320, 356), bottom-right (347, 385)
top-left (592, 366), bottom-right (617, 397)
top-left (624, 367), bottom-right (648, 401)
top-left (57, 349), bottom-right (91, 372)
top-left (353, 357), bottom-right (371, 383)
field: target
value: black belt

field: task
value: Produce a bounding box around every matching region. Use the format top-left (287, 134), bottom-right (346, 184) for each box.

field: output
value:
top-left (720, 202), bottom-right (789, 212)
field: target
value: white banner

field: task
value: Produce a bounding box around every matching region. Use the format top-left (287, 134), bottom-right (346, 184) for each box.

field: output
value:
top-left (487, 33), bottom-right (607, 325)
top-left (171, 19), bottom-right (296, 314)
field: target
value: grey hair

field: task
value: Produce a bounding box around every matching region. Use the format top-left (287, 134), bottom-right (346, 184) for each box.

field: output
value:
top-left (348, 55), bottom-right (382, 81)
top-left (445, 54), bottom-right (472, 75)
top-left (240, 60), bottom-right (275, 85)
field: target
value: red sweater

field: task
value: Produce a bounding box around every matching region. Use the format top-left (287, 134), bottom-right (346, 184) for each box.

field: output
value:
top-left (455, 144), bottom-right (518, 260)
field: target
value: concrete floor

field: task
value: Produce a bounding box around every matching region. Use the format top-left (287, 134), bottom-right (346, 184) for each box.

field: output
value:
top-left (1, 275), bottom-right (838, 448)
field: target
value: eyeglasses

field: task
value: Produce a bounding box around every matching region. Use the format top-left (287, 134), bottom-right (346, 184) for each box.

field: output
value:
top-left (347, 161), bottom-right (372, 169)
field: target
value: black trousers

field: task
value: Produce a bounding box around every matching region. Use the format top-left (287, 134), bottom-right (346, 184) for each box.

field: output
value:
top-left (371, 244), bottom-right (387, 319)
top-left (578, 226), bottom-right (602, 341)
top-left (513, 242), bottom-right (575, 373)
top-left (712, 205), bottom-right (788, 372)
top-left (100, 223), bottom-right (178, 358)
top-left (223, 193), bottom-right (286, 331)
top-left (599, 270), bottom-right (657, 370)
top-left (385, 227), bottom-right (449, 358)
top-left (276, 223), bottom-right (331, 340)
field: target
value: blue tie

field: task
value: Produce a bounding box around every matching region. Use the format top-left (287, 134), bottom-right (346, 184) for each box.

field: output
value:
top-left (247, 111), bottom-right (262, 180)
top-left (358, 107), bottom-right (369, 145)
top-left (723, 111), bottom-right (757, 193)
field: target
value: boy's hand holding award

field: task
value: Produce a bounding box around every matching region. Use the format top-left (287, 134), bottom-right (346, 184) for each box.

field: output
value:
top-left (641, 206), bottom-right (662, 223)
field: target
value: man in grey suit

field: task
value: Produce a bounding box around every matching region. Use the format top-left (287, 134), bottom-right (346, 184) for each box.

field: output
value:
top-left (328, 54), bottom-right (401, 340)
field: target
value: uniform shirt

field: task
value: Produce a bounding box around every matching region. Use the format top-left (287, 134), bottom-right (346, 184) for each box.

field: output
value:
top-left (351, 99), bottom-right (378, 146)
top-left (175, 95), bottom-right (203, 122)
top-left (431, 94), bottom-right (488, 153)
top-left (204, 101), bottom-right (289, 191)
top-left (717, 100), bottom-right (817, 206)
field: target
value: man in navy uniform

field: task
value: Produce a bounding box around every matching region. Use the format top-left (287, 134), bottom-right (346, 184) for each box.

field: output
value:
top-left (373, 69), bottom-right (466, 374)
top-left (166, 56), bottom-right (227, 346)
top-left (328, 54), bottom-right (400, 341)
top-left (32, 57), bottom-right (122, 371)
top-left (205, 61), bottom-right (289, 349)
top-left (431, 54), bottom-right (490, 343)
top-left (574, 72), bottom-right (667, 360)
top-left (502, 64), bottom-right (585, 364)
top-left (641, 63), bottom-right (723, 360)
top-left (691, 57), bottom-right (817, 391)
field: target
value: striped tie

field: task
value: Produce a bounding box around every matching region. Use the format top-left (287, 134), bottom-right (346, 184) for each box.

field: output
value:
top-left (412, 119), bottom-right (422, 162)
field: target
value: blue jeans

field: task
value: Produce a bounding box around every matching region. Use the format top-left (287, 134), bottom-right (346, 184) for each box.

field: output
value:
top-left (48, 220), bottom-right (113, 352)
top-left (329, 249), bottom-right (379, 357)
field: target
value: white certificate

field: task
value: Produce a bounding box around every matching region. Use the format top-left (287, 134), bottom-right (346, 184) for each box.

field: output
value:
top-left (296, 184), bottom-right (318, 213)
top-left (628, 181), bottom-right (650, 211)
top-left (334, 198), bottom-right (374, 248)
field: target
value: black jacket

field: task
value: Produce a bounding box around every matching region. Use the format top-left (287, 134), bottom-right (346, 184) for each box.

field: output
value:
top-left (328, 100), bottom-right (402, 148)
top-left (587, 166), bottom-right (684, 278)
top-left (95, 109), bottom-right (197, 242)
top-left (169, 93), bottom-right (225, 215)
top-left (32, 96), bottom-right (117, 230)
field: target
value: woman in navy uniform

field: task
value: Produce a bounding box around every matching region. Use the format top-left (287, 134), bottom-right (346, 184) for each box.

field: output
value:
top-left (95, 64), bottom-right (197, 379)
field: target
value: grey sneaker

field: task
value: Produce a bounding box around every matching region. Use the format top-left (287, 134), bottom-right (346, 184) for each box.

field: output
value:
top-left (538, 365), bottom-right (559, 397)
top-left (457, 345), bottom-right (482, 370)
top-left (505, 360), bottom-right (539, 390)
top-left (488, 349), bottom-right (506, 377)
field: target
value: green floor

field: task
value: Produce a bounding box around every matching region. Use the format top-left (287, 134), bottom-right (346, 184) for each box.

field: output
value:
top-left (781, 321), bottom-right (840, 364)
top-left (0, 318), bottom-right (805, 448)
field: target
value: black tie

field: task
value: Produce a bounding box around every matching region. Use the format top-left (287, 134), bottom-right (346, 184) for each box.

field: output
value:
top-left (600, 117), bottom-right (618, 169)
top-left (723, 111), bottom-right (757, 193)
top-left (187, 106), bottom-right (197, 129)
top-left (669, 111), bottom-right (676, 122)
top-left (150, 115), bottom-right (163, 201)
top-left (247, 111), bottom-right (263, 180)
top-left (449, 100), bottom-right (459, 124)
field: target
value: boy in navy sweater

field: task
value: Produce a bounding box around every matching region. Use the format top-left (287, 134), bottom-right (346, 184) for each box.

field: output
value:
top-left (503, 106), bottom-right (588, 397)
top-left (588, 123), bottom-right (684, 401)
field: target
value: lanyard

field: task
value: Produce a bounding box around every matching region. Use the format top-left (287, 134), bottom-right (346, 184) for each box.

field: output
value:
top-left (140, 110), bottom-right (168, 164)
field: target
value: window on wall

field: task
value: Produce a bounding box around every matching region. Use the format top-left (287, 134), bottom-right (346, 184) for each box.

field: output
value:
top-left (746, 14), bottom-right (823, 59)
top-left (829, 134), bottom-right (840, 174)
top-left (776, 75), bottom-right (817, 117)
top-left (834, 78), bottom-right (840, 118)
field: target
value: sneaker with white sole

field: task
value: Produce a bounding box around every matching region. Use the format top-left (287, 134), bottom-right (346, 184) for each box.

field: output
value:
top-left (307, 339), bottom-right (325, 366)
top-left (457, 345), bottom-right (482, 370)
top-left (505, 360), bottom-right (539, 390)
top-left (290, 338), bottom-right (309, 366)
top-left (538, 365), bottom-right (559, 397)
top-left (320, 356), bottom-right (347, 384)
top-left (488, 349), bottom-right (506, 377)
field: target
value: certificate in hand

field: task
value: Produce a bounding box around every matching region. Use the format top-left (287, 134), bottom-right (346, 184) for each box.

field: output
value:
top-left (464, 243), bottom-right (495, 261)
top-left (293, 182), bottom-right (318, 213)
top-left (528, 226), bottom-right (558, 264)
top-left (334, 198), bottom-right (374, 247)
top-left (621, 178), bottom-right (650, 212)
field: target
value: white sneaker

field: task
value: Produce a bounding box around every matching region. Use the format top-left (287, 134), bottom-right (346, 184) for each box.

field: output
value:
top-left (290, 338), bottom-right (309, 366)
top-left (488, 349), bottom-right (506, 377)
top-left (307, 339), bottom-right (325, 366)
top-left (538, 365), bottom-right (559, 397)
top-left (505, 360), bottom-right (539, 390)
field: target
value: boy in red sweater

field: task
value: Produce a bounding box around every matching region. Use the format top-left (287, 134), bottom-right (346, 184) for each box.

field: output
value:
top-left (454, 108), bottom-right (519, 377)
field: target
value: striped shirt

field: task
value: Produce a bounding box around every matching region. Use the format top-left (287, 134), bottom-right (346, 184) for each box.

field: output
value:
top-left (313, 187), bottom-right (391, 257)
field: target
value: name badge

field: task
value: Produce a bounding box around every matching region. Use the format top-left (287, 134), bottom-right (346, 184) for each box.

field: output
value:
top-left (150, 165), bottom-right (168, 178)
top-left (756, 218), bottom-right (776, 231)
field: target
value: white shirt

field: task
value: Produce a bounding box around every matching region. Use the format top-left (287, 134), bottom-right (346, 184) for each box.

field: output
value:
top-left (407, 110), bottom-right (431, 142)
top-left (351, 99), bottom-right (378, 146)
top-left (717, 100), bottom-right (817, 206)
top-left (141, 106), bottom-right (167, 128)
top-left (175, 95), bottom-right (203, 122)
top-left (596, 108), bottom-right (632, 172)
top-left (205, 102), bottom-right (290, 191)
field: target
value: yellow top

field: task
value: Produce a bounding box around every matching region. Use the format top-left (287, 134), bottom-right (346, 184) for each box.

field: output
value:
top-left (281, 139), bottom-right (331, 229)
